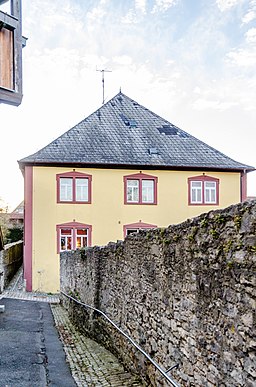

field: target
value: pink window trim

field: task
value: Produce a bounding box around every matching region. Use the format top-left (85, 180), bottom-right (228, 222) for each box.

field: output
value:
top-left (24, 166), bottom-right (33, 292)
top-left (123, 172), bottom-right (158, 205)
top-left (123, 221), bottom-right (157, 237)
top-left (56, 221), bottom-right (92, 253)
top-left (188, 174), bottom-right (220, 206)
top-left (56, 171), bottom-right (92, 204)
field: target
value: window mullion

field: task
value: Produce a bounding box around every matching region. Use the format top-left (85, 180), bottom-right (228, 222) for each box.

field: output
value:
top-left (72, 178), bottom-right (75, 202)
top-left (139, 179), bottom-right (142, 203)
top-left (72, 228), bottom-right (76, 250)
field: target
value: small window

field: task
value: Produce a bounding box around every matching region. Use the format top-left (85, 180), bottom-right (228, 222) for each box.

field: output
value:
top-left (188, 175), bottom-right (219, 205)
top-left (126, 228), bottom-right (139, 236)
top-left (57, 171), bottom-right (92, 204)
top-left (123, 221), bottom-right (157, 238)
top-left (124, 172), bottom-right (158, 205)
top-left (57, 222), bottom-right (92, 253)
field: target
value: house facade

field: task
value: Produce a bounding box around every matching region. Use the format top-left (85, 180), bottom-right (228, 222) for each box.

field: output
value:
top-left (19, 92), bottom-right (254, 293)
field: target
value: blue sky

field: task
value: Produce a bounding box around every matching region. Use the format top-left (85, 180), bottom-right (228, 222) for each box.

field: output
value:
top-left (0, 0), bottom-right (256, 210)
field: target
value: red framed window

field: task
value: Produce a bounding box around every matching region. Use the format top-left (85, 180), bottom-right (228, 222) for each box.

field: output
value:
top-left (56, 171), bottom-right (92, 204)
top-left (124, 173), bottom-right (158, 205)
top-left (188, 175), bottom-right (219, 205)
top-left (56, 221), bottom-right (92, 253)
top-left (123, 221), bottom-right (157, 237)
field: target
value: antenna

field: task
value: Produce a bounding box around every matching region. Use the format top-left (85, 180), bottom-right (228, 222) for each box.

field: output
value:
top-left (96, 68), bottom-right (112, 104)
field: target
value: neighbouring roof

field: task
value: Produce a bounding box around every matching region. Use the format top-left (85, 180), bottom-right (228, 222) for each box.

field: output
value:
top-left (9, 201), bottom-right (24, 220)
top-left (19, 92), bottom-right (254, 172)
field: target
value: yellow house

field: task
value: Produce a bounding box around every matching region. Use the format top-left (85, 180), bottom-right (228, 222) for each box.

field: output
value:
top-left (18, 92), bottom-right (254, 293)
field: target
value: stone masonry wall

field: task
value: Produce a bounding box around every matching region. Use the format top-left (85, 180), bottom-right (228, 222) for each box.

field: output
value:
top-left (0, 241), bottom-right (23, 292)
top-left (60, 201), bottom-right (256, 386)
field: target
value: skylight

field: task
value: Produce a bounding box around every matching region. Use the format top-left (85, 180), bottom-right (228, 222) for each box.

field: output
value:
top-left (119, 114), bottom-right (138, 128)
top-left (157, 125), bottom-right (178, 135)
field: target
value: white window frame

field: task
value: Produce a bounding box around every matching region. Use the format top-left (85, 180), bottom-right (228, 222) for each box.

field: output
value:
top-left (191, 181), bottom-right (203, 204)
top-left (127, 179), bottom-right (139, 203)
top-left (204, 181), bottom-right (217, 204)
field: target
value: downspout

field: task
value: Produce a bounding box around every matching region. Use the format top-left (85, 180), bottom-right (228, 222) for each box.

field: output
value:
top-left (240, 169), bottom-right (247, 202)
top-left (24, 165), bottom-right (33, 291)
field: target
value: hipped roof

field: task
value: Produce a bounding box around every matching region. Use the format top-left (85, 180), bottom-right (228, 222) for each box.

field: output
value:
top-left (19, 92), bottom-right (254, 172)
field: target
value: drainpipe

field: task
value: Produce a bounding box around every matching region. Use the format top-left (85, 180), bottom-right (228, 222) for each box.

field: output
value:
top-left (241, 170), bottom-right (247, 202)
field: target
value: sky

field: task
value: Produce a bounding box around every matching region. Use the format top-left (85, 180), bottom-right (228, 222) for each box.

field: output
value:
top-left (0, 0), bottom-right (256, 211)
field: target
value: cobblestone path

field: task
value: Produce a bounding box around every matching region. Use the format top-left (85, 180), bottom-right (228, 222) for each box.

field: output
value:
top-left (51, 304), bottom-right (146, 387)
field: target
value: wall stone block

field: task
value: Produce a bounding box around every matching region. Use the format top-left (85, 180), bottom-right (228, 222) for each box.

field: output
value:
top-left (60, 200), bottom-right (256, 386)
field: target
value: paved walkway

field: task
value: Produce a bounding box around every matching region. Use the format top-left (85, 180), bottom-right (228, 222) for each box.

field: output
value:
top-left (0, 267), bottom-right (146, 387)
top-left (0, 265), bottom-right (60, 304)
top-left (0, 298), bottom-right (77, 387)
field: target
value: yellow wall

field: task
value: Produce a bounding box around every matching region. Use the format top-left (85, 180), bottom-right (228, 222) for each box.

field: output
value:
top-left (31, 166), bottom-right (241, 292)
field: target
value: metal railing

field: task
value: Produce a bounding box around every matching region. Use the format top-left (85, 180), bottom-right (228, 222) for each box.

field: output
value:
top-left (61, 291), bottom-right (180, 387)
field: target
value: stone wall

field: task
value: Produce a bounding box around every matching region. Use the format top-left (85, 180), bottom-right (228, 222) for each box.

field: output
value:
top-left (60, 201), bottom-right (256, 386)
top-left (0, 241), bottom-right (23, 292)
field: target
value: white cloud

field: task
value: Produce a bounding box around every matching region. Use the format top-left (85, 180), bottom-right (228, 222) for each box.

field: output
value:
top-left (216, 0), bottom-right (244, 12)
top-left (121, 1), bottom-right (146, 24)
top-left (226, 48), bottom-right (256, 66)
top-left (121, 9), bottom-right (138, 24)
top-left (192, 98), bottom-right (237, 111)
top-left (242, 9), bottom-right (256, 23)
top-left (246, 27), bottom-right (256, 42)
top-left (242, 0), bottom-right (256, 23)
top-left (113, 55), bottom-right (133, 65)
top-left (135, 0), bottom-right (146, 13)
top-left (87, 0), bottom-right (107, 24)
top-left (152, 0), bottom-right (177, 13)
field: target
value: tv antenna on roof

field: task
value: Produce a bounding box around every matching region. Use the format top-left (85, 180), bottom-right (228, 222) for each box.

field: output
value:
top-left (96, 68), bottom-right (112, 104)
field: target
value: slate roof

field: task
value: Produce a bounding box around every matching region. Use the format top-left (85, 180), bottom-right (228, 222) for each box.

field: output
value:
top-left (19, 92), bottom-right (254, 172)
